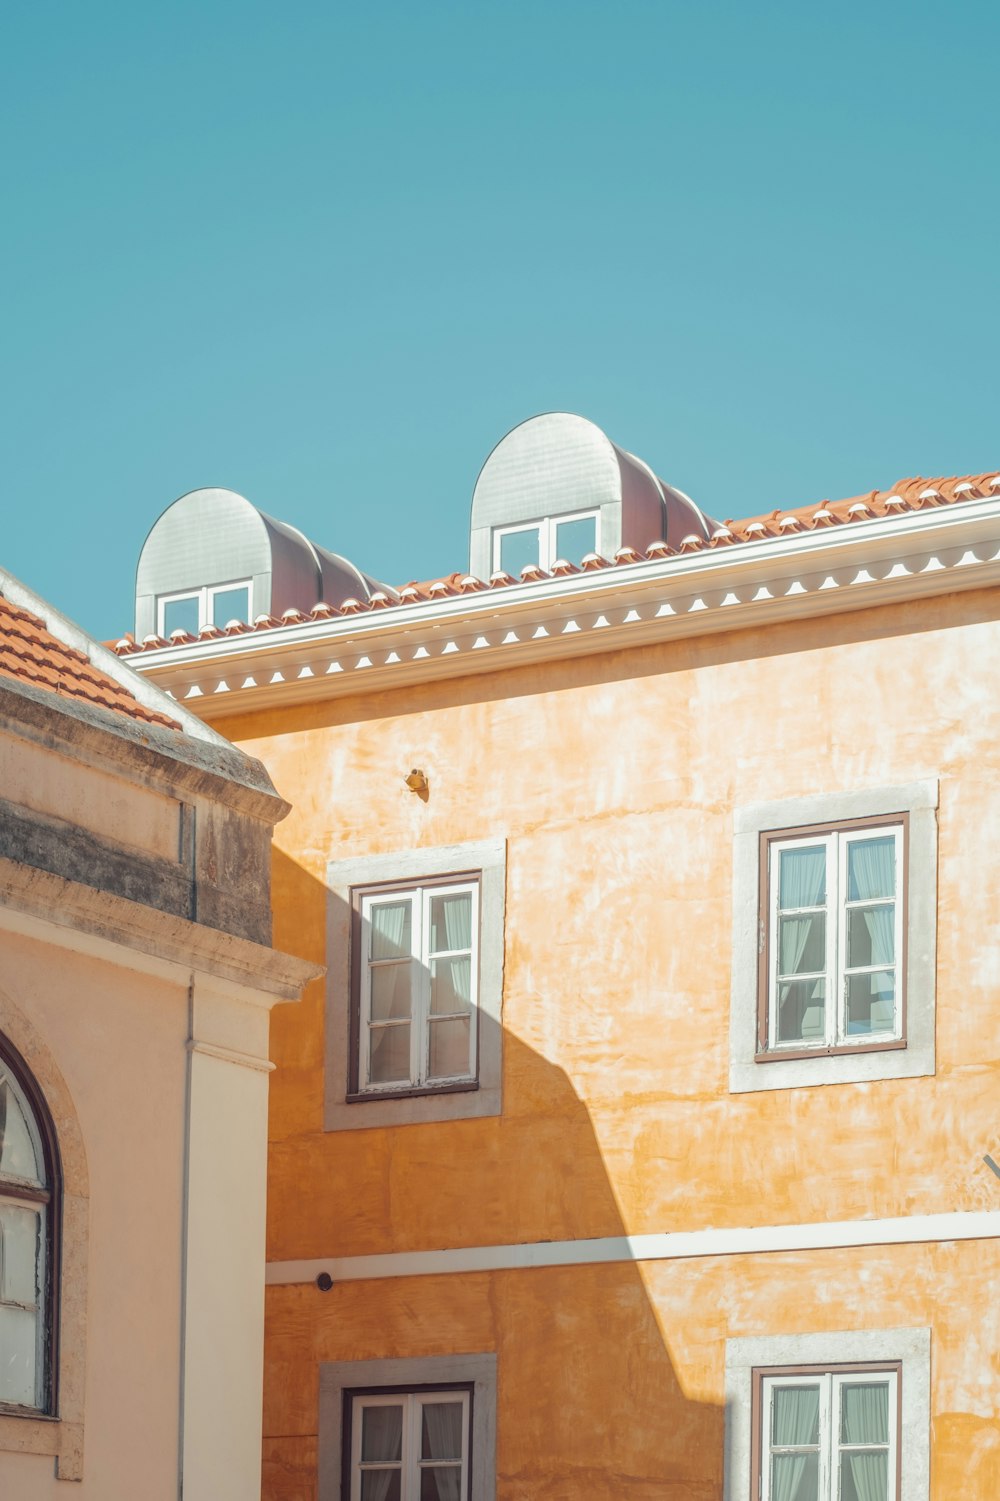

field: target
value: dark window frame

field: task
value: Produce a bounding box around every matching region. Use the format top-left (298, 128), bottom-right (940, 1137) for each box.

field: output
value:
top-left (0, 1031), bottom-right (62, 1419)
top-left (347, 869), bottom-right (483, 1102)
top-left (750, 1360), bottom-right (903, 1501)
top-left (340, 1381), bottom-right (475, 1501)
top-left (756, 812), bottom-right (910, 1062)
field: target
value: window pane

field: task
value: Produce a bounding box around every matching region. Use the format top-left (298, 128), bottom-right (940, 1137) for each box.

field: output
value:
top-left (361, 1403), bottom-right (403, 1461)
top-left (769, 1452), bottom-right (819, 1501)
top-left (0, 1303), bottom-right (38, 1407)
top-left (847, 906), bottom-right (895, 968)
top-left (162, 595), bottom-right (201, 637)
top-left (427, 1017), bottom-right (472, 1079)
top-left (420, 1467), bottom-right (462, 1501)
top-left (421, 1401), bottom-right (464, 1460)
top-left (776, 980), bottom-right (825, 1043)
top-left (778, 913), bottom-right (826, 976)
top-left (846, 972), bottom-right (895, 1035)
top-left (211, 585), bottom-right (251, 627)
top-left (369, 1024), bottom-right (411, 1084)
top-left (498, 527), bottom-right (541, 576)
top-left (772, 1384), bottom-right (821, 1445)
top-left (370, 964), bottom-right (413, 1021)
top-left (840, 1381), bottom-right (890, 1444)
top-left (778, 845), bottom-right (826, 909)
top-left (847, 835), bottom-right (895, 901)
top-left (0, 1203), bottom-right (42, 1307)
top-left (0, 1077), bottom-right (44, 1184)
top-left (370, 901), bottom-right (412, 961)
top-left (554, 514), bottom-right (597, 563)
top-left (429, 892), bottom-right (472, 954)
top-left (430, 956), bottom-right (472, 1015)
top-left (840, 1451), bottom-right (889, 1501)
top-left (361, 1472), bottom-right (401, 1501)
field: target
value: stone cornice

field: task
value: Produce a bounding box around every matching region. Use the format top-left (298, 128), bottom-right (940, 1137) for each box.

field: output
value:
top-left (0, 857), bottom-right (323, 1004)
top-left (130, 498), bottom-right (1000, 716)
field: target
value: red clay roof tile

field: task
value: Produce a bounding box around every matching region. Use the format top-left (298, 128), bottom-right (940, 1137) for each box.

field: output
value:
top-left (112, 470), bottom-right (998, 657)
top-left (1, 594), bottom-right (180, 729)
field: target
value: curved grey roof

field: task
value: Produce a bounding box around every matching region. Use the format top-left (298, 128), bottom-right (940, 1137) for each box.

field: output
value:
top-left (135, 488), bottom-right (390, 640)
top-left (469, 413), bottom-right (718, 578)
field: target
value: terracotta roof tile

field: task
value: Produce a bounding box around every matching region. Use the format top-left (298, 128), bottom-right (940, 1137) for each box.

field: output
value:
top-left (1, 594), bottom-right (180, 729)
top-left (113, 469), bottom-right (998, 658)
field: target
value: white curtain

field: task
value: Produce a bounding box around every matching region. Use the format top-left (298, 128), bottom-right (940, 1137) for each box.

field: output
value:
top-left (841, 1384), bottom-right (889, 1501)
top-left (421, 1401), bottom-right (463, 1501)
top-left (358, 1405), bottom-right (402, 1501)
top-left (371, 901), bottom-right (409, 960)
top-left (848, 840), bottom-right (895, 966)
top-left (778, 847), bottom-right (827, 976)
top-left (441, 895), bottom-right (472, 1009)
top-left (771, 1385), bottom-right (820, 1501)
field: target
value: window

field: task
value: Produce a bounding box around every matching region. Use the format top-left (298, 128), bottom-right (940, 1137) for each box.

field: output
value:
top-left (729, 782), bottom-right (937, 1094)
top-left (353, 878), bottom-right (479, 1095)
top-left (492, 509), bottom-right (599, 575)
top-left (0, 1036), bottom-right (58, 1415)
top-left (724, 1328), bottom-right (929, 1501)
top-left (157, 579), bottom-right (253, 637)
top-left (761, 818), bottom-right (905, 1057)
top-left (348, 1389), bottom-right (470, 1501)
top-left (319, 1354), bottom-right (496, 1501)
top-left (756, 1366), bottom-right (898, 1501)
top-left (326, 840), bottom-right (505, 1131)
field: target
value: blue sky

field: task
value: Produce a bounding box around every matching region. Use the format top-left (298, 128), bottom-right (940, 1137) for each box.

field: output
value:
top-left (2, 1), bottom-right (997, 641)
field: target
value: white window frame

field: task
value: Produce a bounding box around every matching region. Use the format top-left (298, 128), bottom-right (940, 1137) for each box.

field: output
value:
top-left (724, 1327), bottom-right (929, 1501)
top-left (156, 578), bottom-right (253, 636)
top-left (349, 1389), bottom-right (470, 1501)
top-left (766, 822), bottom-right (904, 1053)
top-left (326, 840), bottom-right (506, 1131)
top-left (729, 781), bottom-right (938, 1094)
top-left (491, 508), bottom-right (600, 573)
top-left (760, 1368), bottom-right (899, 1501)
top-left (359, 879), bottom-right (480, 1094)
top-left (319, 1353), bottom-right (497, 1501)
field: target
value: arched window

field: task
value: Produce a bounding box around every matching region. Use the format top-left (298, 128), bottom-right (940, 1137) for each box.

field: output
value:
top-left (0, 1036), bottom-right (59, 1414)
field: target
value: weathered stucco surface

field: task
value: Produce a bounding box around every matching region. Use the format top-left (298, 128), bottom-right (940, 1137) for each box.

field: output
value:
top-left (216, 586), bottom-right (1000, 1498)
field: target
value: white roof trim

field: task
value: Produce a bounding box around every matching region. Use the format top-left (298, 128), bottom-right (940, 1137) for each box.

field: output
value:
top-left (129, 496), bottom-right (1000, 716)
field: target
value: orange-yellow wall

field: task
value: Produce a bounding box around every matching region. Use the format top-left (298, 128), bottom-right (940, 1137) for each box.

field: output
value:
top-left (210, 586), bottom-right (1000, 1498)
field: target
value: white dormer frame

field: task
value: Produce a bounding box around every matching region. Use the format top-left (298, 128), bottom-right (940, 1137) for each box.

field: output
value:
top-left (491, 509), bottom-right (600, 574)
top-left (157, 579), bottom-right (253, 637)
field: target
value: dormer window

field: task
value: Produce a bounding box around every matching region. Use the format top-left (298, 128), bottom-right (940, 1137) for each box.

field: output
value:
top-left (157, 580), bottom-right (253, 637)
top-left (492, 510), bottom-right (599, 576)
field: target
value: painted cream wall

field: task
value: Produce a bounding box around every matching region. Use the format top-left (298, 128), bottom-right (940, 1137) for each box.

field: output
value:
top-left (212, 586), bottom-right (1000, 1497)
top-left (0, 930), bottom-right (187, 1497)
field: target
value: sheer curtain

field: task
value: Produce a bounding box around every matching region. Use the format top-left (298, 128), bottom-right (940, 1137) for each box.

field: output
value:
top-left (771, 1385), bottom-right (820, 1501)
top-left (841, 1384), bottom-right (889, 1501)
top-left (442, 894), bottom-right (473, 1007)
top-left (778, 847), bottom-right (827, 975)
top-left (358, 1405), bottom-right (402, 1501)
top-left (421, 1401), bottom-right (463, 1501)
top-left (371, 902), bottom-right (409, 960)
top-left (848, 840), bottom-right (895, 966)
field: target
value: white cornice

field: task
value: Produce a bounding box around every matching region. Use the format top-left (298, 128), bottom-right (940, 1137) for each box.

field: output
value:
top-left (265, 1208), bottom-right (1000, 1286)
top-left (129, 498), bottom-right (1000, 716)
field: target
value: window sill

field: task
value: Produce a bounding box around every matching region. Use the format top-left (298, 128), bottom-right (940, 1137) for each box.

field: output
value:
top-left (755, 1039), bottom-right (906, 1064)
top-left (346, 1079), bottom-right (479, 1104)
top-left (0, 1411), bottom-right (82, 1481)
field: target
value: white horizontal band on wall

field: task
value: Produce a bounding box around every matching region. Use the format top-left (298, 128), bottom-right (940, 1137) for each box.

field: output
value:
top-left (265, 1208), bottom-right (1000, 1286)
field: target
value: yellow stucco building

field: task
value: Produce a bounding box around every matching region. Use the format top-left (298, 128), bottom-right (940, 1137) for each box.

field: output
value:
top-left (124, 415), bottom-right (1000, 1500)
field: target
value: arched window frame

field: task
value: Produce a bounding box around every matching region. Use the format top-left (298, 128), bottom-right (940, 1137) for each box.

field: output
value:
top-left (0, 1032), bottom-right (61, 1418)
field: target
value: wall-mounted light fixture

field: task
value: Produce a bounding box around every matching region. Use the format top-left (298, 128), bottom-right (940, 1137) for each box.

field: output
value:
top-left (405, 768), bottom-right (429, 801)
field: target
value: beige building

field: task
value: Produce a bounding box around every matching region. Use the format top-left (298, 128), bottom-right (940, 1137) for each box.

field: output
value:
top-left (0, 565), bottom-right (319, 1496)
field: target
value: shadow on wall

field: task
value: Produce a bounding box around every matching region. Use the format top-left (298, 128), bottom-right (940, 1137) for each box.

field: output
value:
top-left (263, 848), bottom-right (725, 1501)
